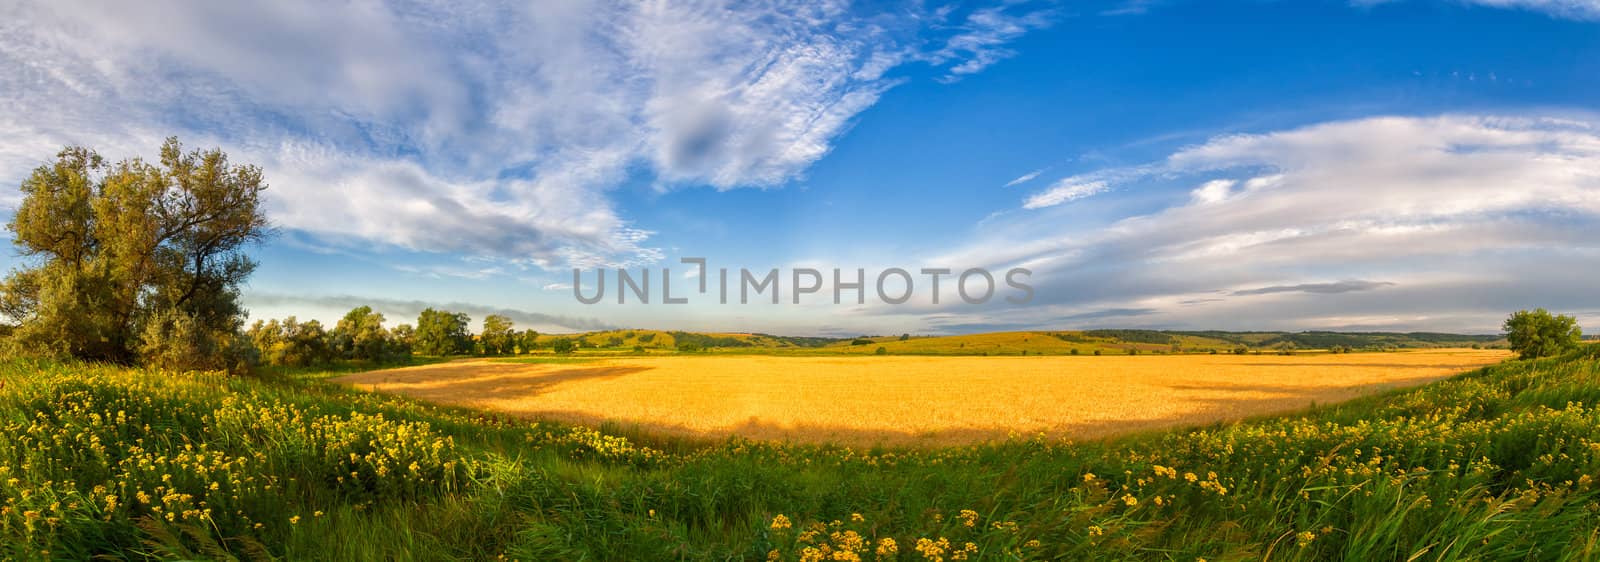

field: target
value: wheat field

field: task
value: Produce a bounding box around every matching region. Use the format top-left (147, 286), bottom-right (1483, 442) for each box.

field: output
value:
top-left (334, 349), bottom-right (1508, 445)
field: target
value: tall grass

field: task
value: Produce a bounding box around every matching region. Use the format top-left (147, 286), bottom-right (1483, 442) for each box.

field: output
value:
top-left (1, 349), bottom-right (1597, 560)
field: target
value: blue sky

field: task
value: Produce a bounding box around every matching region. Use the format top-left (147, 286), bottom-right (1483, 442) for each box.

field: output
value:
top-left (2, 0), bottom-right (1598, 335)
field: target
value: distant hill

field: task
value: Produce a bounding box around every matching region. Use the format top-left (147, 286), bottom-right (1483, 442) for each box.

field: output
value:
top-left (536, 328), bottom-right (1503, 355)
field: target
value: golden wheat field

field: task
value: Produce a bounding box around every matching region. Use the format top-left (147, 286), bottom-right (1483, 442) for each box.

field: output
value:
top-left (334, 349), bottom-right (1508, 445)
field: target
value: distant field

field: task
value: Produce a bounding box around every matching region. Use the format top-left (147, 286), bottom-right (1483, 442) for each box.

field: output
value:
top-left (335, 349), bottom-right (1508, 445)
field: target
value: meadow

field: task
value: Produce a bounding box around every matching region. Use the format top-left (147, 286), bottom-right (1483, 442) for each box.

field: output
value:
top-left (3, 346), bottom-right (1598, 560)
top-left (333, 349), bottom-right (1508, 445)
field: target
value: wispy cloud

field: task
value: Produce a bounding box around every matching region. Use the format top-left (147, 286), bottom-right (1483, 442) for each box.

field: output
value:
top-left (926, 5), bottom-right (1057, 82)
top-left (0, 0), bottom-right (1052, 267)
top-left (1022, 180), bottom-right (1110, 209)
top-left (1003, 169), bottom-right (1045, 187)
top-left (1355, 0), bottom-right (1600, 20)
top-left (1230, 280), bottom-right (1396, 296)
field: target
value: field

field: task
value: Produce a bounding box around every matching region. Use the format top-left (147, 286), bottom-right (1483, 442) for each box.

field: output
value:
top-left (4, 348), bottom-right (1600, 560)
top-left (334, 349), bottom-right (1509, 445)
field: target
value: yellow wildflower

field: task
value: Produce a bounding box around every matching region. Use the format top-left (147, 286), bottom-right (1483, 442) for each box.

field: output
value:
top-left (875, 538), bottom-right (898, 559)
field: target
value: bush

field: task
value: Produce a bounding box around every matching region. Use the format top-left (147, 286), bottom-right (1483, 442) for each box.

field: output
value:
top-left (550, 337), bottom-right (576, 354)
top-left (874, 346), bottom-right (887, 355)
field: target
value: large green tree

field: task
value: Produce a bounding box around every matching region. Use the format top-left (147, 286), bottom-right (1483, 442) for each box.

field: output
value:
top-left (480, 314), bottom-right (515, 355)
top-left (415, 308), bottom-right (471, 356)
top-left (1503, 308), bottom-right (1582, 360)
top-left (332, 306), bottom-right (408, 363)
top-left (1, 139), bottom-right (269, 369)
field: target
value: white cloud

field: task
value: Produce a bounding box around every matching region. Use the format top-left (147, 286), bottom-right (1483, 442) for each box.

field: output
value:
top-left (1355, 0), bottom-right (1600, 20)
top-left (926, 5), bottom-right (1056, 81)
top-left (1189, 179), bottom-right (1235, 204)
top-left (1003, 169), bottom-right (1044, 187)
top-left (0, 0), bottom-right (1051, 268)
top-left (1022, 179), bottom-right (1110, 209)
top-left (924, 114), bottom-right (1600, 332)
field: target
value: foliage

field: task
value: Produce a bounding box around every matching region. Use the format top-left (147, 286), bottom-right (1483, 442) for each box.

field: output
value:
top-left (415, 308), bottom-right (472, 356)
top-left (331, 306), bottom-right (409, 363)
top-left (0, 140), bottom-right (268, 370)
top-left (247, 317), bottom-right (335, 368)
top-left (1083, 329), bottom-right (1174, 345)
top-left (1503, 308), bottom-right (1582, 359)
top-left (517, 329), bottom-right (539, 354)
top-left (669, 331), bottom-right (752, 349)
top-left (549, 337), bottom-right (576, 355)
top-left (479, 314), bottom-right (515, 356)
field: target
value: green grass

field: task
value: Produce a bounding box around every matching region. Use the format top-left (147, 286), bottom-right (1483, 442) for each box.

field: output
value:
top-left (2, 348), bottom-right (1598, 560)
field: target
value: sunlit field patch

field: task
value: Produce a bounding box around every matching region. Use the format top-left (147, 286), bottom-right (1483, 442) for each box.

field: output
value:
top-left (335, 349), bottom-right (1507, 445)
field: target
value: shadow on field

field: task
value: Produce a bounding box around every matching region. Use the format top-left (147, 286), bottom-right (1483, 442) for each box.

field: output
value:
top-left (333, 361), bottom-right (652, 403)
top-left (515, 374), bottom-right (1445, 448)
top-left (1234, 362), bottom-right (1474, 370)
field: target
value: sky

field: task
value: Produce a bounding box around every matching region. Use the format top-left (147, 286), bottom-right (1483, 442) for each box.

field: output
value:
top-left (1, 0), bottom-right (1598, 336)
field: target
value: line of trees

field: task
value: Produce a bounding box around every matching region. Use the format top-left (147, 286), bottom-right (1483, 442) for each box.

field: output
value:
top-left (245, 308), bottom-right (551, 368)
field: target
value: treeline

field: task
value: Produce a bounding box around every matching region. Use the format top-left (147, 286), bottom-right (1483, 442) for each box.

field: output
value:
top-left (667, 331), bottom-right (751, 352)
top-left (246, 307), bottom-right (554, 368)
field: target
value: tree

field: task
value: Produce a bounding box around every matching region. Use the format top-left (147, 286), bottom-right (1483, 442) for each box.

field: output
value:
top-left (415, 308), bottom-right (471, 356)
top-left (517, 329), bottom-right (539, 354)
top-left (480, 314), bottom-right (515, 355)
top-left (391, 324), bottom-right (416, 351)
top-left (550, 337), bottom-right (576, 354)
top-left (1503, 308), bottom-right (1582, 359)
top-left (247, 316), bottom-right (334, 367)
top-left (899, 333), bottom-right (910, 341)
top-left (333, 306), bottom-right (403, 362)
top-left (1, 139), bottom-right (269, 370)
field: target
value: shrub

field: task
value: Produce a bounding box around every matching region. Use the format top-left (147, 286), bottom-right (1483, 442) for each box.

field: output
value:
top-left (550, 337), bottom-right (577, 354)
